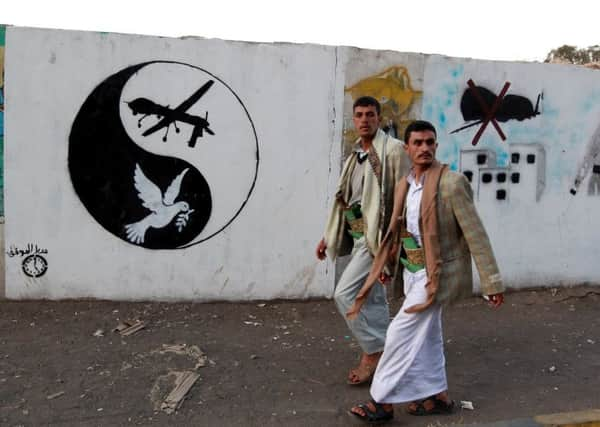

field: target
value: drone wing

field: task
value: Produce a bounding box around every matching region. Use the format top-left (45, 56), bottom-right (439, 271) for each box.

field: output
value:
top-left (142, 113), bottom-right (174, 137)
top-left (133, 164), bottom-right (164, 213)
top-left (164, 168), bottom-right (189, 205)
top-left (141, 80), bottom-right (214, 137)
top-left (173, 80), bottom-right (214, 113)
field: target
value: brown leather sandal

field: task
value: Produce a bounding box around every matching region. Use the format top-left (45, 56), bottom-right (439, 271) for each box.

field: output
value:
top-left (406, 395), bottom-right (455, 416)
top-left (349, 400), bottom-right (394, 424)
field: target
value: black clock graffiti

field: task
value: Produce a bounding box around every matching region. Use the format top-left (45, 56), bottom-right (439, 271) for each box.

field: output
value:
top-left (22, 254), bottom-right (48, 278)
top-left (68, 61), bottom-right (259, 249)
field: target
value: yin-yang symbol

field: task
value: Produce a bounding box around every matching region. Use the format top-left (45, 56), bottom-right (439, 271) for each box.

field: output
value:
top-left (69, 61), bottom-right (259, 249)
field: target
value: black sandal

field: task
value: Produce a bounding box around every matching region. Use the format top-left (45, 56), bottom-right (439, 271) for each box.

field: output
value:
top-left (406, 395), bottom-right (455, 416)
top-left (349, 400), bottom-right (394, 424)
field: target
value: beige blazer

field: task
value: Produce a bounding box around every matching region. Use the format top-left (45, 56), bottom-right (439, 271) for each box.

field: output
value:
top-left (357, 164), bottom-right (504, 311)
top-left (431, 169), bottom-right (504, 304)
top-left (323, 130), bottom-right (410, 259)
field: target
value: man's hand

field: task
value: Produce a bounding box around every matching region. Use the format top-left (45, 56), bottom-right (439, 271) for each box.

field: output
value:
top-left (487, 293), bottom-right (504, 308)
top-left (316, 238), bottom-right (327, 260)
top-left (379, 272), bottom-right (391, 284)
top-left (346, 297), bottom-right (365, 320)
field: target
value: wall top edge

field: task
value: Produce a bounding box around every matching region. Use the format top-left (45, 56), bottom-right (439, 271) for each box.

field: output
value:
top-left (1, 23), bottom-right (574, 67)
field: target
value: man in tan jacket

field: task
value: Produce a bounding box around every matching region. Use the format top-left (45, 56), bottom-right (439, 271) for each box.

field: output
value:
top-left (316, 96), bottom-right (409, 385)
top-left (348, 120), bottom-right (504, 423)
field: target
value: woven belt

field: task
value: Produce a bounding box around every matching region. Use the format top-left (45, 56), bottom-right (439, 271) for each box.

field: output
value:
top-left (344, 203), bottom-right (364, 239)
top-left (400, 232), bottom-right (425, 272)
top-left (404, 247), bottom-right (425, 266)
top-left (348, 217), bottom-right (364, 234)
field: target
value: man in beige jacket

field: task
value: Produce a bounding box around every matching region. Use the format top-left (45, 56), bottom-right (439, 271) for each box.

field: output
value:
top-left (316, 96), bottom-right (409, 385)
top-left (348, 120), bottom-right (504, 423)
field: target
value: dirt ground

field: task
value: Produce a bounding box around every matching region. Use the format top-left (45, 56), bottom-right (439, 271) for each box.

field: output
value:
top-left (1, 286), bottom-right (599, 427)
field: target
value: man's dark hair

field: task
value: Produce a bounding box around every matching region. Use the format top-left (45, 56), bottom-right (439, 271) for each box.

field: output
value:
top-left (353, 96), bottom-right (381, 115)
top-left (404, 120), bottom-right (437, 143)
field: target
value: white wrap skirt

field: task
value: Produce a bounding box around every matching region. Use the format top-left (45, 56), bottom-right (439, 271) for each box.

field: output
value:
top-left (370, 268), bottom-right (447, 403)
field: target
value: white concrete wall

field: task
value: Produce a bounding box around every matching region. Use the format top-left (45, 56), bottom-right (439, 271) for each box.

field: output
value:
top-left (3, 26), bottom-right (600, 300)
top-left (422, 55), bottom-right (600, 289)
top-left (4, 27), bottom-right (342, 300)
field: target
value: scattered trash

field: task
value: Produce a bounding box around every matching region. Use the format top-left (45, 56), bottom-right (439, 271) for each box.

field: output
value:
top-left (160, 371), bottom-right (200, 414)
top-left (460, 400), bottom-right (474, 410)
top-left (587, 339), bottom-right (596, 344)
top-left (250, 354), bottom-right (258, 360)
top-left (548, 365), bottom-right (557, 373)
top-left (47, 391), bottom-right (65, 400)
top-left (92, 329), bottom-right (104, 337)
top-left (155, 344), bottom-right (208, 370)
top-left (243, 321), bottom-right (262, 326)
top-left (257, 303), bottom-right (266, 308)
top-left (113, 320), bottom-right (146, 336)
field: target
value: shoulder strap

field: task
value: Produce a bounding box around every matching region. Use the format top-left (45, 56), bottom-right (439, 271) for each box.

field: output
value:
top-left (367, 144), bottom-right (383, 186)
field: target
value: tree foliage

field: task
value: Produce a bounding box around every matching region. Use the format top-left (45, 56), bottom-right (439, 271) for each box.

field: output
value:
top-left (545, 44), bottom-right (600, 65)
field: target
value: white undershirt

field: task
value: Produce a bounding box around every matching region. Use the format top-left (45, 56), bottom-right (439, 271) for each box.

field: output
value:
top-left (406, 171), bottom-right (424, 247)
top-left (348, 147), bottom-right (367, 206)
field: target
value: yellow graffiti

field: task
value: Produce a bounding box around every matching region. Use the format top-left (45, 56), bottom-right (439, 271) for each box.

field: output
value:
top-left (346, 66), bottom-right (420, 116)
top-left (344, 66), bottom-right (422, 144)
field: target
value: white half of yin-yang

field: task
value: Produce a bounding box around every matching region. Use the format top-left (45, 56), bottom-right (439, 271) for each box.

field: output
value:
top-left (119, 62), bottom-right (258, 244)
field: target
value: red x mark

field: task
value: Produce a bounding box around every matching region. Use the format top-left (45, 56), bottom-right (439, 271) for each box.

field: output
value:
top-left (467, 79), bottom-right (511, 146)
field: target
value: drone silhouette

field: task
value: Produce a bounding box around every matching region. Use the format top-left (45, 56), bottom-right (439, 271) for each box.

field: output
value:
top-left (127, 80), bottom-right (215, 147)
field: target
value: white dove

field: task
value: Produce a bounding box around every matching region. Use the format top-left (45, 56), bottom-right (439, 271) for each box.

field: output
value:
top-left (124, 164), bottom-right (193, 244)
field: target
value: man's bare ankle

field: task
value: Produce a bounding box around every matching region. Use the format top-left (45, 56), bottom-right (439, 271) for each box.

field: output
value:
top-left (435, 391), bottom-right (450, 403)
top-left (363, 351), bottom-right (382, 363)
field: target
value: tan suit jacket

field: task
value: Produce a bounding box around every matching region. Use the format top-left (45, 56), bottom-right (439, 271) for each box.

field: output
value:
top-left (396, 168), bottom-right (504, 304)
top-left (356, 163), bottom-right (504, 312)
top-left (437, 169), bottom-right (504, 302)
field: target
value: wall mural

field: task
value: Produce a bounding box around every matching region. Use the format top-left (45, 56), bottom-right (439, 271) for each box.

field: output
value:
top-left (0, 25), bottom-right (5, 217)
top-left (68, 61), bottom-right (259, 249)
top-left (344, 66), bottom-right (421, 150)
top-left (452, 79), bottom-right (545, 202)
top-left (570, 120), bottom-right (600, 196)
top-left (451, 79), bottom-right (542, 146)
top-left (6, 243), bottom-right (49, 278)
top-left (423, 64), bottom-right (548, 204)
top-left (459, 144), bottom-right (545, 202)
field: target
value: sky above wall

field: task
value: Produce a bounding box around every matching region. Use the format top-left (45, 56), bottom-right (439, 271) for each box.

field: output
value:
top-left (1, 0), bottom-right (598, 62)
